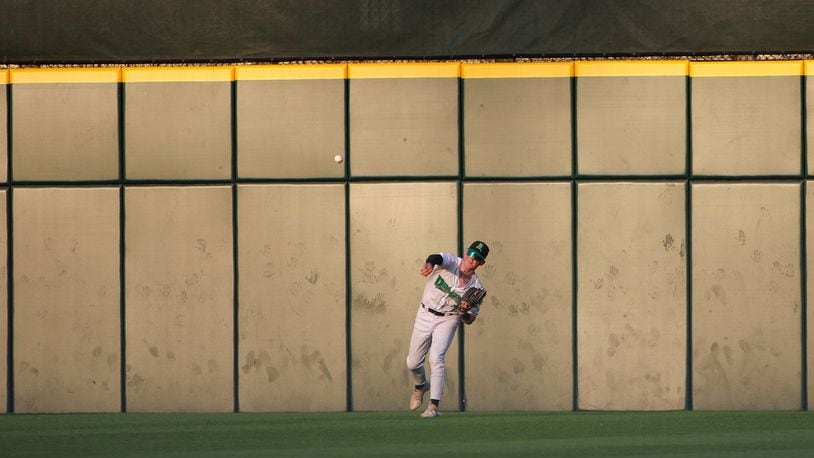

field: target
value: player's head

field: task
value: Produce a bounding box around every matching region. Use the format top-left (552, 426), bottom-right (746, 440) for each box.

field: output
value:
top-left (462, 240), bottom-right (489, 273)
top-left (466, 240), bottom-right (489, 262)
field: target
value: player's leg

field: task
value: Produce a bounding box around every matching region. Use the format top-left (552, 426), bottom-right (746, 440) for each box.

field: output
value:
top-left (406, 307), bottom-right (435, 382)
top-left (406, 307), bottom-right (434, 409)
top-left (423, 315), bottom-right (459, 416)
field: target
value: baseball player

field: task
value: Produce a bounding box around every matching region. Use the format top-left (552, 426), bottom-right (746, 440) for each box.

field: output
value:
top-left (406, 241), bottom-right (489, 417)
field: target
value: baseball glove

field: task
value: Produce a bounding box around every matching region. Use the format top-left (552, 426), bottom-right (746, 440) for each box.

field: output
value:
top-left (459, 287), bottom-right (487, 310)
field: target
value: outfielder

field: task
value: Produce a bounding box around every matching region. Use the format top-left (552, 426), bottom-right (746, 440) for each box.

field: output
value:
top-left (406, 241), bottom-right (489, 417)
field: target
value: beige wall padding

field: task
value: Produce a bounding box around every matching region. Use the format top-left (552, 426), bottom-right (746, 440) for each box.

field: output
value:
top-left (237, 80), bottom-right (345, 178)
top-left (578, 183), bottom-right (686, 410)
top-left (578, 77), bottom-right (686, 175)
top-left (808, 77), bottom-right (814, 175)
top-left (0, 191), bottom-right (6, 413)
top-left (0, 86), bottom-right (6, 182)
top-left (807, 182), bottom-right (814, 410)
top-left (464, 78), bottom-right (571, 177)
top-left (13, 188), bottom-right (119, 413)
top-left (463, 183), bottom-right (573, 410)
top-left (125, 82), bottom-right (231, 180)
top-left (692, 77), bottom-right (800, 176)
top-left (692, 184), bottom-right (801, 409)
top-left (237, 184), bottom-right (346, 411)
top-left (12, 83), bottom-right (118, 180)
top-left (350, 79), bottom-right (458, 176)
top-left (350, 182), bottom-right (457, 410)
top-left (125, 186), bottom-right (233, 412)
top-left (3, 61), bottom-right (814, 413)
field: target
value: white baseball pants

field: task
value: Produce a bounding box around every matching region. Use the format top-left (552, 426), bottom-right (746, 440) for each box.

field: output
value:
top-left (405, 305), bottom-right (460, 402)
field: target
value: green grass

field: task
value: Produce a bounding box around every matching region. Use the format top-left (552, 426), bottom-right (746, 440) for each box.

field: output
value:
top-left (1, 410), bottom-right (813, 457)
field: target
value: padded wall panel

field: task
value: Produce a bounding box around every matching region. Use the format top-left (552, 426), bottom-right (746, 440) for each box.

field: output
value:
top-left (578, 183), bottom-right (686, 410)
top-left (807, 181), bottom-right (814, 410)
top-left (463, 183), bottom-right (572, 410)
top-left (0, 191), bottom-right (6, 412)
top-left (577, 62), bottom-right (687, 175)
top-left (462, 63), bottom-right (572, 177)
top-left (691, 62), bottom-right (802, 176)
top-left (0, 71), bottom-right (6, 182)
top-left (236, 65), bottom-right (345, 179)
top-left (11, 69), bottom-right (119, 181)
top-left (692, 184), bottom-right (801, 409)
top-left (238, 184), bottom-right (345, 411)
top-left (349, 64), bottom-right (458, 177)
top-left (13, 188), bottom-right (119, 413)
top-left (124, 68), bottom-right (232, 180)
top-left (125, 186), bottom-right (233, 412)
top-left (350, 182), bottom-right (457, 410)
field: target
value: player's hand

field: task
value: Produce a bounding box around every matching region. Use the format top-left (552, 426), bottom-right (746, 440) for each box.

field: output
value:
top-left (420, 262), bottom-right (434, 277)
top-left (458, 301), bottom-right (471, 313)
top-left (460, 308), bottom-right (476, 324)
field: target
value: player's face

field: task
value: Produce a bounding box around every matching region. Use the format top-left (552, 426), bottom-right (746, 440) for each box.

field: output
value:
top-left (461, 252), bottom-right (484, 274)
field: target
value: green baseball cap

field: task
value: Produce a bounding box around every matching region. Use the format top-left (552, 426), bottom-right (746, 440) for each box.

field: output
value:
top-left (467, 240), bottom-right (489, 261)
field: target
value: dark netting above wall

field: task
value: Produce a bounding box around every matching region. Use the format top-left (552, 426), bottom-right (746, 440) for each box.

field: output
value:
top-left (1, 0), bottom-right (813, 64)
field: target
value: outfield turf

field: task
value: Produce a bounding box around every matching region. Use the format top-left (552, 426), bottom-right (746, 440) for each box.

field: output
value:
top-left (1, 410), bottom-right (813, 457)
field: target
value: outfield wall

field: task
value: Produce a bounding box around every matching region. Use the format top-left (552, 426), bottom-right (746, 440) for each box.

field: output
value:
top-left (1, 60), bottom-right (813, 412)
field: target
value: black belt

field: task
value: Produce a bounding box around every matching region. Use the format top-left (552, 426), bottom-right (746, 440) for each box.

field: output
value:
top-left (421, 303), bottom-right (454, 317)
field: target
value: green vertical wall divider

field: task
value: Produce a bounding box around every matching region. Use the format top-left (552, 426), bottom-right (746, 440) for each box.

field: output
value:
top-left (231, 78), bottom-right (239, 413)
top-left (457, 75), bottom-right (465, 412)
top-left (4, 72), bottom-right (12, 413)
top-left (344, 76), bottom-right (352, 413)
top-left (571, 73), bottom-right (579, 413)
top-left (118, 79), bottom-right (127, 414)
top-left (685, 73), bottom-right (693, 412)
top-left (800, 68), bottom-right (809, 410)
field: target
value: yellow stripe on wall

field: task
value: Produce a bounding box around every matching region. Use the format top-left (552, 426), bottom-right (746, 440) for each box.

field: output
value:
top-left (235, 64), bottom-right (347, 81)
top-left (576, 60), bottom-right (688, 77)
top-left (11, 67), bottom-right (121, 84)
top-left (462, 62), bottom-right (573, 79)
top-left (690, 61), bottom-right (802, 77)
top-left (0, 70), bottom-right (7, 85)
top-left (349, 62), bottom-right (460, 79)
top-left (805, 60), bottom-right (814, 75)
top-left (123, 66), bottom-right (234, 83)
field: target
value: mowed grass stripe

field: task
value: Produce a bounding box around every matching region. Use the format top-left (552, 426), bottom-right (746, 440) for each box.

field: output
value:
top-left (1, 411), bottom-right (813, 457)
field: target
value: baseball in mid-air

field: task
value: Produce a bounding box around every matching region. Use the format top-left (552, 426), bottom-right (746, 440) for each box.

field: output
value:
top-left (334, 155), bottom-right (344, 164)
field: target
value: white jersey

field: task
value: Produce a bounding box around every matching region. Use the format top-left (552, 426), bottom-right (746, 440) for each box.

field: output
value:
top-left (420, 252), bottom-right (485, 316)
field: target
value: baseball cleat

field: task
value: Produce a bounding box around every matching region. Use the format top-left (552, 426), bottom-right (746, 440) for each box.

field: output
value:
top-left (420, 404), bottom-right (440, 418)
top-left (409, 383), bottom-right (430, 411)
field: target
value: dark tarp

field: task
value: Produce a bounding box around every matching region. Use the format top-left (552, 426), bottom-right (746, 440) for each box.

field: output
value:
top-left (2, 0), bottom-right (813, 64)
